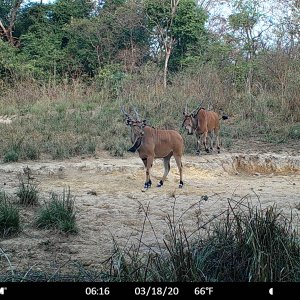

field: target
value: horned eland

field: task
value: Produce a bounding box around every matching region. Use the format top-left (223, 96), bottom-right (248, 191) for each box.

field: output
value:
top-left (121, 107), bottom-right (184, 190)
top-left (182, 104), bottom-right (228, 155)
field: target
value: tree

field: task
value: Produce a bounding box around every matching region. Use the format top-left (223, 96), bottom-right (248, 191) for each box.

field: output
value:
top-left (227, 0), bottom-right (273, 93)
top-left (63, 0), bottom-right (148, 76)
top-left (0, 0), bottom-right (23, 46)
top-left (145, 0), bottom-right (207, 88)
top-left (272, 0), bottom-right (300, 56)
top-left (171, 0), bottom-right (208, 70)
top-left (145, 0), bottom-right (180, 88)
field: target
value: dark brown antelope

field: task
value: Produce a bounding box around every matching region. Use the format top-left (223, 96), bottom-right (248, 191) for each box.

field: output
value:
top-left (182, 104), bottom-right (228, 155)
top-left (121, 107), bottom-right (184, 190)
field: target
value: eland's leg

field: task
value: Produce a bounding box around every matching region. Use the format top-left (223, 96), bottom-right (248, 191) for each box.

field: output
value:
top-left (196, 135), bottom-right (201, 155)
top-left (144, 156), bottom-right (154, 189)
top-left (208, 131), bottom-right (214, 152)
top-left (215, 129), bottom-right (221, 153)
top-left (157, 154), bottom-right (172, 187)
top-left (202, 132), bottom-right (209, 153)
top-left (174, 155), bottom-right (183, 188)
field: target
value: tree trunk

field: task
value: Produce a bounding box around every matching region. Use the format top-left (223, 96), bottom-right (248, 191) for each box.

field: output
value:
top-left (163, 45), bottom-right (172, 89)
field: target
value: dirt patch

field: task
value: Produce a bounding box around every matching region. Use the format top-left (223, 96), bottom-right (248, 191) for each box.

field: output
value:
top-left (0, 145), bottom-right (300, 274)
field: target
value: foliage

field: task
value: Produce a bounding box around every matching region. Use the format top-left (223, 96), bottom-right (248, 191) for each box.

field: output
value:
top-left (0, 40), bottom-right (33, 80)
top-left (0, 196), bottom-right (299, 281)
top-left (289, 124), bottom-right (300, 140)
top-left (35, 188), bottom-right (77, 234)
top-left (0, 191), bottom-right (20, 237)
top-left (145, 0), bottom-right (208, 72)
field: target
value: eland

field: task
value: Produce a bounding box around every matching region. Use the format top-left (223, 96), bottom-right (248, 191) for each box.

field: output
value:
top-left (121, 107), bottom-right (184, 190)
top-left (182, 104), bottom-right (228, 155)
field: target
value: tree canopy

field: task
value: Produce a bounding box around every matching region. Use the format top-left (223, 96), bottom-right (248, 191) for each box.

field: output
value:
top-left (0, 0), bottom-right (299, 89)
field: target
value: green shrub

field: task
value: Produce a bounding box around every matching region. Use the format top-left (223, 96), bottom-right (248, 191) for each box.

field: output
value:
top-left (288, 124), bottom-right (300, 140)
top-left (0, 192), bottom-right (20, 237)
top-left (3, 149), bottom-right (19, 162)
top-left (35, 188), bottom-right (77, 234)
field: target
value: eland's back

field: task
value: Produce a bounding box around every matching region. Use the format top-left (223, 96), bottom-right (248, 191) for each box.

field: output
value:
top-left (139, 127), bottom-right (184, 158)
top-left (197, 109), bottom-right (220, 134)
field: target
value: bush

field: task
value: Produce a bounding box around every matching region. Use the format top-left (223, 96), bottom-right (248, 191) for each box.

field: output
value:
top-left (35, 188), bottom-right (77, 234)
top-left (288, 124), bottom-right (300, 140)
top-left (3, 149), bottom-right (19, 163)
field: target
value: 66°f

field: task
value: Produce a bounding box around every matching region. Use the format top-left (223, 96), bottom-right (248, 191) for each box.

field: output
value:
top-left (194, 287), bottom-right (214, 296)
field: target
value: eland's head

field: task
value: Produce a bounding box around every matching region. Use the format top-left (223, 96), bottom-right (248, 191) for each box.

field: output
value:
top-left (182, 103), bottom-right (202, 135)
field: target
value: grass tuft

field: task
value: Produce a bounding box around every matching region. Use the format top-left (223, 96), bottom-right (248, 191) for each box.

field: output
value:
top-left (0, 191), bottom-right (20, 237)
top-left (16, 172), bottom-right (39, 205)
top-left (35, 188), bottom-right (77, 234)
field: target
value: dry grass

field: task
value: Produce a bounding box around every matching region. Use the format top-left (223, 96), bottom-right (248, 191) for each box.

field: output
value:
top-left (0, 62), bottom-right (299, 159)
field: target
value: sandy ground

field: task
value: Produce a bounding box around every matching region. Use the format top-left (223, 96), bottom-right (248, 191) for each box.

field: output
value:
top-left (0, 142), bottom-right (299, 275)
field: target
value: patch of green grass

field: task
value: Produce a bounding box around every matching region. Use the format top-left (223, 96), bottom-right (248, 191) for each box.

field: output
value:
top-left (0, 192), bottom-right (20, 237)
top-left (101, 120), bottom-right (130, 157)
top-left (2, 137), bottom-right (24, 163)
top-left (35, 188), bottom-right (77, 234)
top-left (44, 135), bottom-right (97, 160)
top-left (3, 149), bottom-right (19, 162)
top-left (16, 173), bottom-right (39, 205)
top-left (288, 124), bottom-right (300, 140)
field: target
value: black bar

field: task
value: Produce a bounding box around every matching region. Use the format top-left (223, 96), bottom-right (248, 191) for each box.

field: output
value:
top-left (0, 282), bottom-right (297, 298)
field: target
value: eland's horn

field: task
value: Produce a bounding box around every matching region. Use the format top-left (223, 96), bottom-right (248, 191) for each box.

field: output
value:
top-left (121, 106), bottom-right (132, 120)
top-left (184, 101), bottom-right (188, 115)
top-left (133, 107), bottom-right (141, 121)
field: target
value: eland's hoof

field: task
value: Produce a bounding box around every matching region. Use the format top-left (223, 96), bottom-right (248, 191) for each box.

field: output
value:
top-left (143, 180), bottom-right (152, 190)
top-left (179, 181), bottom-right (183, 188)
top-left (157, 180), bottom-right (163, 187)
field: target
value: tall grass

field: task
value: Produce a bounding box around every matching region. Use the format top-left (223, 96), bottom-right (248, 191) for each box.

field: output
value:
top-left (0, 61), bottom-right (299, 160)
top-left (0, 197), bottom-right (298, 282)
top-left (105, 200), bottom-right (300, 282)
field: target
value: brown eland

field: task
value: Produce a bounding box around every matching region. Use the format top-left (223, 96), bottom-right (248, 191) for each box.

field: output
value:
top-left (182, 104), bottom-right (228, 155)
top-left (121, 107), bottom-right (184, 190)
